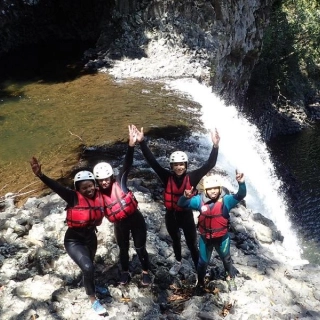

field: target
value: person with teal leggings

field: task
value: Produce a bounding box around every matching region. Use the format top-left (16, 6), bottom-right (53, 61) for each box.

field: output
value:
top-left (178, 171), bottom-right (246, 294)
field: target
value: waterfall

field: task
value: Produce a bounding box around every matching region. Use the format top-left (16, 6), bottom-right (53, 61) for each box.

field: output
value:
top-left (166, 78), bottom-right (302, 259)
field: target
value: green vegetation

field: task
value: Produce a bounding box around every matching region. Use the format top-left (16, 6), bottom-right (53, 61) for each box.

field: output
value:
top-left (247, 0), bottom-right (320, 110)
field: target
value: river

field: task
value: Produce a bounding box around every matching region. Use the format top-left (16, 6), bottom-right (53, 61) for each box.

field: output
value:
top-left (0, 42), bottom-right (202, 202)
top-left (268, 123), bottom-right (320, 264)
top-left (1, 42), bottom-right (319, 265)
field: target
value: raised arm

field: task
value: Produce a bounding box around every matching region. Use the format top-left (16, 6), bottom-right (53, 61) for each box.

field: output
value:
top-left (30, 157), bottom-right (76, 205)
top-left (233, 170), bottom-right (246, 201)
top-left (132, 125), bottom-right (169, 185)
top-left (223, 171), bottom-right (246, 212)
top-left (118, 125), bottom-right (136, 192)
top-left (211, 128), bottom-right (220, 148)
top-left (122, 125), bottom-right (136, 171)
top-left (189, 128), bottom-right (220, 186)
top-left (30, 156), bottom-right (43, 177)
top-left (177, 191), bottom-right (202, 211)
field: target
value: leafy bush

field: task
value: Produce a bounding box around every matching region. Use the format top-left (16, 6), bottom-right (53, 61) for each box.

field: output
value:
top-left (247, 0), bottom-right (320, 110)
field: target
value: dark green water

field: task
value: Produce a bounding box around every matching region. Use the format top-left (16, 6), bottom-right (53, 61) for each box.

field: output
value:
top-left (0, 42), bottom-right (201, 202)
top-left (268, 123), bottom-right (320, 264)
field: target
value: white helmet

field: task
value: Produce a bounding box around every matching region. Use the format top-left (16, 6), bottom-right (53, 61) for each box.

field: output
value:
top-left (74, 170), bottom-right (95, 186)
top-left (203, 175), bottom-right (221, 190)
top-left (93, 162), bottom-right (113, 179)
top-left (169, 151), bottom-right (188, 163)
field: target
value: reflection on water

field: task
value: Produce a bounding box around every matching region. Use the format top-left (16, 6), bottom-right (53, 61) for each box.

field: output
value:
top-left (268, 123), bottom-right (320, 264)
top-left (0, 43), bottom-right (201, 202)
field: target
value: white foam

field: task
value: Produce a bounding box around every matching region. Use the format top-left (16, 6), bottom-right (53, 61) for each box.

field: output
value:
top-left (167, 78), bottom-right (302, 259)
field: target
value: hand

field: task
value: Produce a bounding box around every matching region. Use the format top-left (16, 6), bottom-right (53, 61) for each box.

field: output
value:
top-left (132, 125), bottom-right (144, 142)
top-left (235, 169), bottom-right (245, 183)
top-left (30, 156), bottom-right (42, 176)
top-left (128, 124), bottom-right (137, 146)
top-left (211, 128), bottom-right (220, 147)
top-left (184, 187), bottom-right (194, 198)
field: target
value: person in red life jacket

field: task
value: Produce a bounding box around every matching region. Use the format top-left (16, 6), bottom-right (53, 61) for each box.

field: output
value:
top-left (93, 125), bottom-right (151, 286)
top-left (30, 157), bottom-right (108, 315)
top-left (132, 125), bottom-right (220, 276)
top-left (177, 171), bottom-right (246, 294)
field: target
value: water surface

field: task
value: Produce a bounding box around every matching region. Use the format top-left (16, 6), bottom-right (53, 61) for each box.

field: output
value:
top-left (268, 123), bottom-right (320, 264)
top-left (0, 43), bottom-right (201, 203)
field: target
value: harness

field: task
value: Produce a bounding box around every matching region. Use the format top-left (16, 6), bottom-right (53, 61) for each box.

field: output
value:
top-left (164, 175), bottom-right (193, 211)
top-left (102, 182), bottom-right (138, 222)
top-left (198, 199), bottom-right (229, 239)
top-left (66, 190), bottom-right (104, 228)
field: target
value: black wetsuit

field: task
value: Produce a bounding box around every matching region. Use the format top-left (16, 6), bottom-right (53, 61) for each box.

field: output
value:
top-left (139, 140), bottom-right (219, 268)
top-left (99, 146), bottom-right (149, 272)
top-left (38, 174), bottom-right (98, 296)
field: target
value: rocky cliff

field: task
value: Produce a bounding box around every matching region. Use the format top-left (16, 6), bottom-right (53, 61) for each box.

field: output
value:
top-left (101, 0), bottom-right (274, 105)
top-left (2, 0), bottom-right (315, 140)
top-left (1, 0), bottom-right (273, 105)
top-left (0, 0), bottom-right (110, 54)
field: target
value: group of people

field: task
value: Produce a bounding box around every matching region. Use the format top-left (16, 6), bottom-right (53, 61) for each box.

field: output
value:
top-left (30, 124), bottom-right (246, 315)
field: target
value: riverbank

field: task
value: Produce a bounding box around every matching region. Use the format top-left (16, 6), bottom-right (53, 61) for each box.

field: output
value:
top-left (1, 142), bottom-right (320, 319)
top-left (0, 50), bottom-right (202, 204)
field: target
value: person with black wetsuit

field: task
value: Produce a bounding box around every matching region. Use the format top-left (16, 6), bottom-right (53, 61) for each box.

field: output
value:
top-left (132, 125), bottom-right (220, 276)
top-left (30, 157), bottom-right (108, 315)
top-left (93, 125), bottom-right (151, 286)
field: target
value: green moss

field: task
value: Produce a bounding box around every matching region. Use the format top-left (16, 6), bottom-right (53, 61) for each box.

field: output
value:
top-left (247, 0), bottom-right (320, 111)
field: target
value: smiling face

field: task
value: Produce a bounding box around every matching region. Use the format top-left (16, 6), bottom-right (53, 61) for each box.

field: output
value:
top-left (205, 186), bottom-right (221, 201)
top-left (171, 162), bottom-right (187, 176)
top-left (97, 177), bottom-right (112, 190)
top-left (77, 180), bottom-right (96, 199)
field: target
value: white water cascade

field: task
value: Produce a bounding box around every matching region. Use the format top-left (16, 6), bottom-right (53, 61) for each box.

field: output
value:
top-left (167, 78), bottom-right (302, 260)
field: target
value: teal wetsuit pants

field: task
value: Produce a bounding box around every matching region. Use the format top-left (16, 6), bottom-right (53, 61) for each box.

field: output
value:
top-left (197, 233), bottom-right (234, 285)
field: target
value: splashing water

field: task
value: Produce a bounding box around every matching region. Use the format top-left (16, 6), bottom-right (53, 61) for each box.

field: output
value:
top-left (167, 78), bottom-right (302, 260)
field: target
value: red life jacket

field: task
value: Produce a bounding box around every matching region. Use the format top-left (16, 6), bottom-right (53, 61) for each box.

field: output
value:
top-left (198, 199), bottom-right (229, 239)
top-left (164, 175), bottom-right (193, 211)
top-left (66, 190), bottom-right (104, 228)
top-left (102, 182), bottom-right (138, 223)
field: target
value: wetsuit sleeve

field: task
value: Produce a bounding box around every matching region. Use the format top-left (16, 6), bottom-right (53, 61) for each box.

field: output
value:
top-left (223, 182), bottom-right (246, 217)
top-left (139, 140), bottom-right (170, 185)
top-left (38, 174), bottom-right (77, 206)
top-left (117, 145), bottom-right (134, 193)
top-left (233, 182), bottom-right (246, 202)
top-left (177, 194), bottom-right (202, 211)
top-left (188, 146), bottom-right (219, 187)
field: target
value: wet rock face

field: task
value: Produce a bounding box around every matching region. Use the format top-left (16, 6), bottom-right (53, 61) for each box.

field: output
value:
top-left (103, 0), bottom-right (274, 106)
top-left (0, 0), bottom-right (273, 106)
top-left (0, 0), bottom-right (112, 56)
top-left (210, 0), bottom-right (273, 105)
